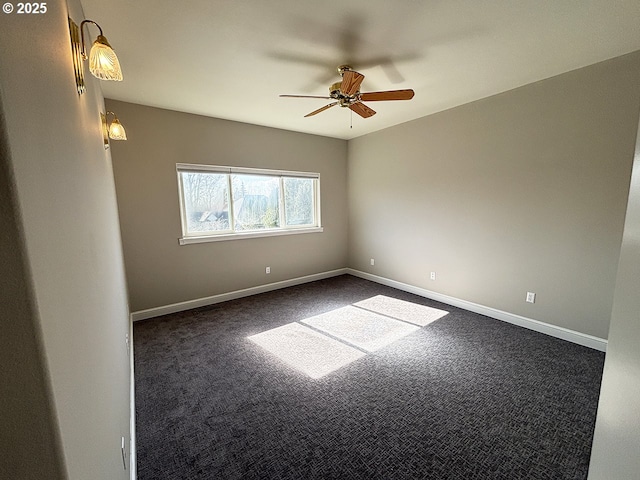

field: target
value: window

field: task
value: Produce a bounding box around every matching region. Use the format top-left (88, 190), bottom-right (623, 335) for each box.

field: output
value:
top-left (177, 164), bottom-right (322, 244)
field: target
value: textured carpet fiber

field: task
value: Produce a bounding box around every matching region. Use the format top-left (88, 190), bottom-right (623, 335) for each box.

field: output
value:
top-left (134, 275), bottom-right (604, 480)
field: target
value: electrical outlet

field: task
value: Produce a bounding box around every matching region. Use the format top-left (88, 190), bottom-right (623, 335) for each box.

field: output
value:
top-left (526, 292), bottom-right (536, 303)
top-left (265, 266), bottom-right (271, 274)
top-left (370, 258), bottom-right (375, 266)
top-left (125, 334), bottom-right (130, 356)
top-left (430, 272), bottom-right (436, 280)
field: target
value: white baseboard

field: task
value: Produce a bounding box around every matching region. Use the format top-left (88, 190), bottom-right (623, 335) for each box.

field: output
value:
top-left (130, 268), bottom-right (349, 322)
top-left (347, 269), bottom-right (608, 352)
top-left (130, 267), bottom-right (607, 352)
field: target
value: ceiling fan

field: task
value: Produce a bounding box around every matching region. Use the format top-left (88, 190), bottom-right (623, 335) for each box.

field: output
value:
top-left (280, 65), bottom-right (415, 118)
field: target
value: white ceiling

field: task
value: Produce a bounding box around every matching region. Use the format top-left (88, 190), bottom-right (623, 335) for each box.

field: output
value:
top-left (79, 0), bottom-right (640, 140)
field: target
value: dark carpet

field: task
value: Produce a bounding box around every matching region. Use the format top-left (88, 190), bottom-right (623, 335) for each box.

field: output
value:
top-left (133, 275), bottom-right (605, 480)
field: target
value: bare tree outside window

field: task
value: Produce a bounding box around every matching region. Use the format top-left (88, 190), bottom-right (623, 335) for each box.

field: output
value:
top-left (177, 165), bottom-right (320, 239)
top-left (181, 172), bottom-right (230, 233)
top-left (284, 177), bottom-right (314, 226)
top-left (231, 174), bottom-right (280, 230)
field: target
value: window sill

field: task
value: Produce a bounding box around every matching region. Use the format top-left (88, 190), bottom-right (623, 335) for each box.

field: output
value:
top-left (179, 226), bottom-right (324, 245)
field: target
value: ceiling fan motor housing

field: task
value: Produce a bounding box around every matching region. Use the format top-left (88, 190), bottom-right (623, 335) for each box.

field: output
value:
top-left (330, 79), bottom-right (360, 107)
top-left (330, 82), bottom-right (343, 96)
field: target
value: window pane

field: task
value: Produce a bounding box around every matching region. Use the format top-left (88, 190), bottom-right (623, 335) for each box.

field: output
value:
top-left (231, 174), bottom-right (280, 230)
top-left (284, 177), bottom-right (315, 226)
top-left (180, 172), bottom-right (230, 233)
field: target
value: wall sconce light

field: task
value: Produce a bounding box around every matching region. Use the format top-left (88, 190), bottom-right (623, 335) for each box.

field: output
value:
top-left (106, 112), bottom-right (127, 140)
top-left (101, 111), bottom-right (127, 149)
top-left (81, 20), bottom-right (123, 81)
top-left (69, 17), bottom-right (123, 94)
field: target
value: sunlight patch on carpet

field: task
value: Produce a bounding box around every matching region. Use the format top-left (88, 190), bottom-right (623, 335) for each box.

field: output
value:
top-left (249, 296), bottom-right (449, 379)
top-left (354, 295), bottom-right (449, 326)
top-left (248, 323), bottom-right (365, 379)
top-left (301, 305), bottom-right (420, 352)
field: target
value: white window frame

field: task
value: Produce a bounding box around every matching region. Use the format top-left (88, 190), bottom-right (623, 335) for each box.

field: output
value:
top-left (176, 163), bottom-right (323, 244)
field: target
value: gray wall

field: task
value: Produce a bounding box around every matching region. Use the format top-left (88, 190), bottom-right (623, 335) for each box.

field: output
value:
top-left (348, 52), bottom-right (640, 340)
top-left (106, 100), bottom-right (348, 312)
top-left (588, 113), bottom-right (640, 478)
top-left (0, 1), bottom-right (131, 478)
top-left (0, 101), bottom-right (66, 479)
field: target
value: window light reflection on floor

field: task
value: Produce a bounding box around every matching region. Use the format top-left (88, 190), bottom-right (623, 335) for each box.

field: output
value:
top-left (354, 295), bottom-right (449, 327)
top-left (247, 323), bottom-right (365, 379)
top-left (247, 295), bottom-right (449, 379)
top-left (301, 305), bottom-right (419, 352)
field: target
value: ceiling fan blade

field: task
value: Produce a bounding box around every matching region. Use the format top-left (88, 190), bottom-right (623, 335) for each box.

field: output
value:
top-left (280, 95), bottom-right (333, 99)
top-left (349, 102), bottom-right (376, 118)
top-left (360, 90), bottom-right (415, 101)
top-left (340, 70), bottom-right (365, 96)
top-left (304, 102), bottom-right (339, 117)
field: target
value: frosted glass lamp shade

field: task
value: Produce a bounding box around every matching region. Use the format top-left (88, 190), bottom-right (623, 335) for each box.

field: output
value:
top-left (89, 35), bottom-right (123, 81)
top-left (108, 118), bottom-right (127, 140)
